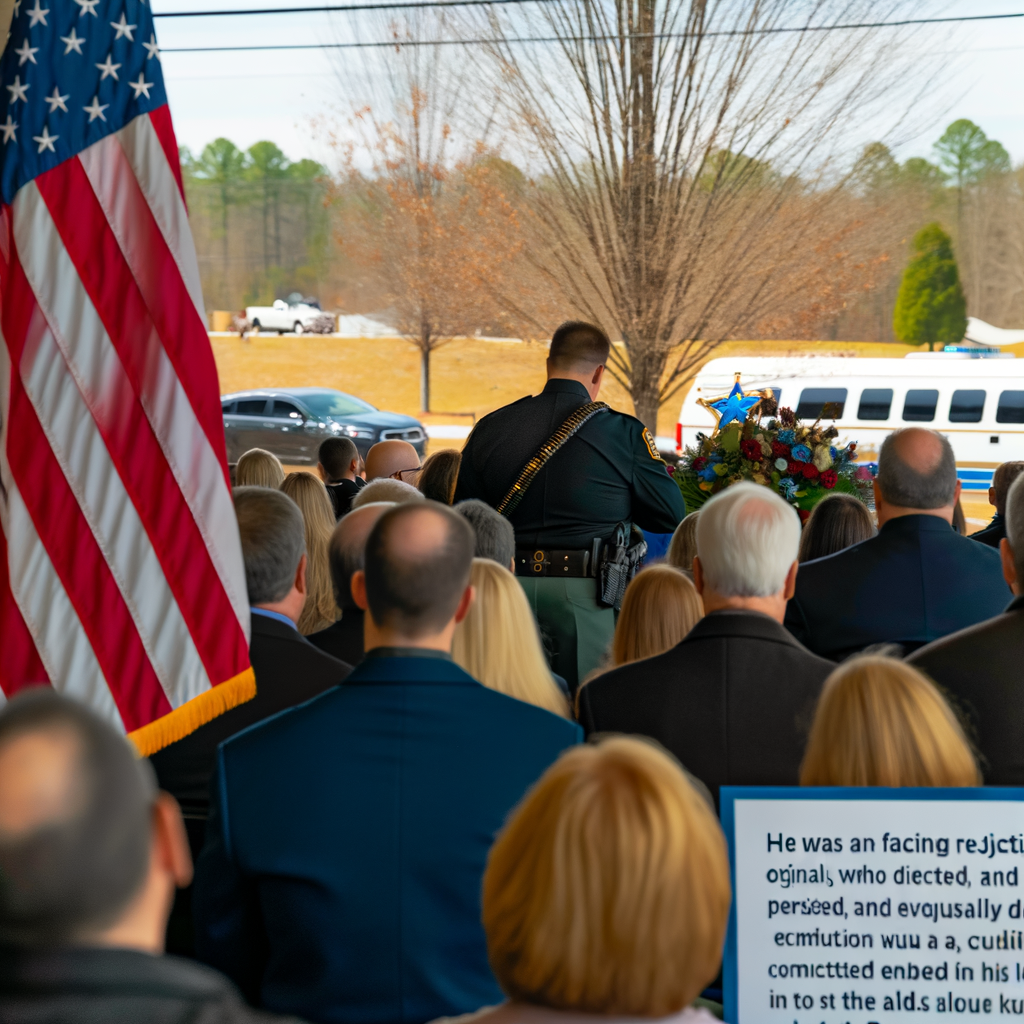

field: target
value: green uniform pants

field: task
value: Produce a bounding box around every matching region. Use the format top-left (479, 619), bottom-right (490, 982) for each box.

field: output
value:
top-left (518, 576), bottom-right (615, 696)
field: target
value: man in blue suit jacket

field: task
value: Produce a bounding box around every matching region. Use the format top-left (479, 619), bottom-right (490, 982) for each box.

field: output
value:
top-left (193, 502), bottom-right (581, 1024)
top-left (785, 428), bottom-right (1009, 659)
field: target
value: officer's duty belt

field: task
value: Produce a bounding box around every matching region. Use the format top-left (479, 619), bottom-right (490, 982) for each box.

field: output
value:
top-left (515, 547), bottom-right (594, 578)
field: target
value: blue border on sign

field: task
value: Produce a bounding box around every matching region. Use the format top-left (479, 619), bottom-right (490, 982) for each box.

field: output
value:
top-left (719, 786), bottom-right (1024, 1024)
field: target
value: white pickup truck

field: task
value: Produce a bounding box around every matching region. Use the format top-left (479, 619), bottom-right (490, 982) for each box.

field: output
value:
top-left (245, 295), bottom-right (331, 334)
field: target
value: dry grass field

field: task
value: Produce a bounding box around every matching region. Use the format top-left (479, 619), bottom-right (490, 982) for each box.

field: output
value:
top-left (211, 332), bottom-right (999, 528)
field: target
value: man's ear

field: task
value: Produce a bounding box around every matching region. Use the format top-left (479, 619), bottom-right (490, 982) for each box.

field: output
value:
top-left (453, 584), bottom-right (475, 625)
top-left (591, 363), bottom-right (605, 387)
top-left (1000, 538), bottom-right (1019, 594)
top-left (316, 462), bottom-right (327, 482)
top-left (691, 555), bottom-right (705, 596)
top-left (990, 485), bottom-right (998, 509)
top-left (783, 560), bottom-right (799, 601)
top-left (351, 570), bottom-right (369, 611)
top-left (349, 457), bottom-right (360, 476)
top-left (953, 479), bottom-right (962, 506)
top-left (294, 553), bottom-right (308, 598)
top-left (153, 793), bottom-right (192, 889)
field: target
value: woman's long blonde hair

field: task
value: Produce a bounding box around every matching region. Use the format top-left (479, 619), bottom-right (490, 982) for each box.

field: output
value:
top-left (666, 510), bottom-right (700, 574)
top-left (611, 565), bottom-right (703, 667)
top-left (483, 737), bottom-right (731, 1016)
top-left (452, 559), bottom-right (569, 717)
top-left (280, 472), bottom-right (339, 635)
top-left (235, 448), bottom-right (285, 489)
top-left (800, 656), bottom-right (980, 787)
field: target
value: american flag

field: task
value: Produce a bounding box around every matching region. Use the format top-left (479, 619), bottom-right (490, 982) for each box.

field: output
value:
top-left (0, 0), bottom-right (254, 754)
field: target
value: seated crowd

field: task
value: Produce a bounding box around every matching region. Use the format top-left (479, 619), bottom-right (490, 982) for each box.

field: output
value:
top-left (1, 414), bottom-right (1021, 1023)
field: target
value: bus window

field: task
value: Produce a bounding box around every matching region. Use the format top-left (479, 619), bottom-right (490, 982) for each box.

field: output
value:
top-left (796, 387), bottom-right (847, 420)
top-left (997, 391), bottom-right (1024, 424)
top-left (857, 388), bottom-right (893, 420)
top-left (949, 389), bottom-right (986, 423)
top-left (903, 389), bottom-right (939, 422)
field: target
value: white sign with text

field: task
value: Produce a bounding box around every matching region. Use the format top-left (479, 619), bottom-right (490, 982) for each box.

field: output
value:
top-left (723, 790), bottom-right (1024, 1024)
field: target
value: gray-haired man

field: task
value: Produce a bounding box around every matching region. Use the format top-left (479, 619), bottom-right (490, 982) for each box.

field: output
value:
top-left (785, 427), bottom-right (1009, 659)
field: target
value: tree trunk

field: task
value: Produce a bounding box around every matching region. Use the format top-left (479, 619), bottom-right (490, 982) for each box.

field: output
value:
top-left (262, 179), bottom-right (270, 274)
top-left (420, 344), bottom-right (431, 413)
top-left (221, 188), bottom-right (229, 307)
top-left (629, 345), bottom-right (666, 433)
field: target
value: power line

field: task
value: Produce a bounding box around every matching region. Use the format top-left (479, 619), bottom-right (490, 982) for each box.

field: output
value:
top-left (158, 9), bottom-right (1024, 51)
top-left (154, 0), bottom-right (553, 16)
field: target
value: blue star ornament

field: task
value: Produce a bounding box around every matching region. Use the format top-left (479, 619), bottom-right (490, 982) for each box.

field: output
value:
top-left (697, 374), bottom-right (768, 435)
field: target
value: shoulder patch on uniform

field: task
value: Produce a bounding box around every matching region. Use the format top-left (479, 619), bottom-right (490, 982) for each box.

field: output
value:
top-left (642, 427), bottom-right (660, 460)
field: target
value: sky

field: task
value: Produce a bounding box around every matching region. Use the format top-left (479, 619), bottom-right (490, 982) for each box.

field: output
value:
top-left (156, 0), bottom-right (1024, 169)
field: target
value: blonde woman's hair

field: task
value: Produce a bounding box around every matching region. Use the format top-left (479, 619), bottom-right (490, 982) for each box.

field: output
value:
top-left (452, 559), bottom-right (569, 717)
top-left (483, 737), bottom-right (731, 1016)
top-left (800, 656), bottom-right (980, 787)
top-left (235, 448), bottom-right (285, 489)
top-left (280, 472), bottom-right (339, 635)
top-left (666, 510), bottom-right (700, 573)
top-left (611, 565), bottom-right (702, 667)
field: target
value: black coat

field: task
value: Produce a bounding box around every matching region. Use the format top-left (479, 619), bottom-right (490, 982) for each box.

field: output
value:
top-left (0, 946), bottom-right (303, 1024)
top-left (325, 478), bottom-right (365, 520)
top-left (577, 610), bottom-right (833, 804)
top-left (454, 378), bottom-right (684, 548)
top-left (908, 595), bottom-right (1024, 784)
top-left (308, 610), bottom-right (364, 666)
top-left (150, 613), bottom-right (351, 821)
top-left (971, 513), bottom-right (1006, 549)
top-left (785, 514), bottom-right (1010, 660)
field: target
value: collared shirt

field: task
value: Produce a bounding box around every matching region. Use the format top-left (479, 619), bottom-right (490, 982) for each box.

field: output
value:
top-left (364, 646), bottom-right (451, 661)
top-left (251, 607), bottom-right (298, 631)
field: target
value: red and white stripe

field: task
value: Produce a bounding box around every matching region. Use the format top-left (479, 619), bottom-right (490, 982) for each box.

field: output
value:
top-left (0, 108), bottom-right (251, 742)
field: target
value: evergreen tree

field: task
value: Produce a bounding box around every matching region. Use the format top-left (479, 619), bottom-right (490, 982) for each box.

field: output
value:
top-left (893, 223), bottom-right (966, 351)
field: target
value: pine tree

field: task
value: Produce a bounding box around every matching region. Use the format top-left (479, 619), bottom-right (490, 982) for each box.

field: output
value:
top-left (893, 223), bottom-right (967, 352)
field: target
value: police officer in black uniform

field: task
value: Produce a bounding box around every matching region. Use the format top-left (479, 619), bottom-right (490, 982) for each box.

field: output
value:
top-left (454, 321), bottom-right (685, 692)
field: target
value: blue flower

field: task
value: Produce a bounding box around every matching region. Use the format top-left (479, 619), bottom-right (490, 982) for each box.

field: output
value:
top-left (791, 444), bottom-right (812, 463)
top-left (778, 429), bottom-right (796, 444)
top-left (830, 446), bottom-right (838, 459)
top-left (780, 477), bottom-right (798, 499)
top-left (700, 466), bottom-right (718, 482)
top-left (710, 451), bottom-right (723, 463)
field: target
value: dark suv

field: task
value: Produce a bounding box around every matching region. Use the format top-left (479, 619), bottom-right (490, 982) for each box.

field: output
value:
top-left (222, 388), bottom-right (426, 465)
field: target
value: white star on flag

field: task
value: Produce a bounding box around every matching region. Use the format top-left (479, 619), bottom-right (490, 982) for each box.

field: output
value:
top-left (11, 0), bottom-right (20, 15)
top-left (73, 0), bottom-right (99, 16)
top-left (83, 95), bottom-right (108, 122)
top-left (6, 75), bottom-right (29, 103)
top-left (110, 13), bottom-right (136, 40)
top-left (143, 33), bottom-right (160, 60)
top-left (61, 27), bottom-right (85, 54)
top-left (44, 87), bottom-right (69, 113)
top-left (32, 126), bottom-right (57, 153)
top-left (95, 54), bottom-right (120, 80)
top-left (26, 0), bottom-right (48, 27)
top-left (128, 73), bottom-right (153, 99)
top-left (1, 116), bottom-right (17, 143)
top-left (14, 39), bottom-right (37, 64)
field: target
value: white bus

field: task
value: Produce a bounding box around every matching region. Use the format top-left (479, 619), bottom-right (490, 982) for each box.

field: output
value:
top-left (677, 352), bottom-right (1024, 491)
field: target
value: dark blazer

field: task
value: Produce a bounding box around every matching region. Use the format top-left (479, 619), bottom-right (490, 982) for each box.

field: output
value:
top-left (194, 651), bottom-right (581, 1024)
top-left (150, 612), bottom-right (351, 822)
top-left (577, 611), bottom-right (832, 804)
top-left (909, 595), bottom-right (1024, 783)
top-left (0, 946), bottom-right (303, 1024)
top-left (325, 478), bottom-right (364, 519)
top-left (785, 514), bottom-right (1009, 660)
top-left (307, 609), bottom-right (364, 666)
top-left (971, 513), bottom-right (1006, 549)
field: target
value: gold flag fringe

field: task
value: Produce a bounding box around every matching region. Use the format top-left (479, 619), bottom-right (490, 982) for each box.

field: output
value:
top-left (127, 666), bottom-right (257, 757)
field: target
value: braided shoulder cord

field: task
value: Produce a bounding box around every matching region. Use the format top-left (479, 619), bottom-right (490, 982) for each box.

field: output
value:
top-left (495, 402), bottom-right (609, 517)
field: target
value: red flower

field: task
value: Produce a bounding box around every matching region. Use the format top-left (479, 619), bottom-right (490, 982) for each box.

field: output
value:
top-left (798, 508), bottom-right (811, 523)
top-left (802, 463), bottom-right (819, 480)
top-left (740, 439), bottom-right (762, 461)
top-left (692, 457), bottom-right (707, 471)
top-left (820, 468), bottom-right (838, 489)
top-left (787, 461), bottom-right (802, 476)
top-left (771, 441), bottom-right (791, 459)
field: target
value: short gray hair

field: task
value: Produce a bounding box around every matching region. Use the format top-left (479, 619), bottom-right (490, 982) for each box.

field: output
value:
top-left (352, 478), bottom-right (424, 509)
top-left (1005, 474), bottom-right (1024, 582)
top-left (696, 482), bottom-right (801, 597)
top-left (233, 486), bottom-right (306, 604)
top-left (455, 499), bottom-right (515, 567)
top-left (877, 429), bottom-right (957, 509)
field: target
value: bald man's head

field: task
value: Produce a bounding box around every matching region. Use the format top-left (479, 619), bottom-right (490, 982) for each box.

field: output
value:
top-left (364, 440), bottom-right (420, 482)
top-left (329, 501), bottom-right (395, 610)
top-left (877, 428), bottom-right (957, 510)
top-left (0, 690), bottom-right (154, 947)
top-left (364, 502), bottom-right (475, 637)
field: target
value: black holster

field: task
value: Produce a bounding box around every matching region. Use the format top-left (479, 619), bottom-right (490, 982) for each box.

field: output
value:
top-left (597, 523), bottom-right (647, 610)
